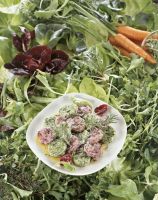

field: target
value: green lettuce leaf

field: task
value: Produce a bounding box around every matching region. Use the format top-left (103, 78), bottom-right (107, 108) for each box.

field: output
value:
top-left (107, 179), bottom-right (143, 200)
top-left (67, 84), bottom-right (78, 93)
top-left (0, 0), bottom-right (20, 7)
top-left (79, 77), bottom-right (107, 101)
top-left (0, 36), bottom-right (14, 63)
top-left (34, 0), bottom-right (69, 19)
top-left (35, 23), bottom-right (69, 48)
top-left (123, 0), bottom-right (155, 16)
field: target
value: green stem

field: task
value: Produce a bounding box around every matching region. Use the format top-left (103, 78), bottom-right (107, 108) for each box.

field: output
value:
top-left (69, 1), bottom-right (115, 36)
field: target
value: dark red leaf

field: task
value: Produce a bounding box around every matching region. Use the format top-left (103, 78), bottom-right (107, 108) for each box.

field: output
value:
top-left (12, 54), bottom-right (32, 68)
top-left (0, 108), bottom-right (7, 117)
top-left (0, 125), bottom-right (14, 132)
top-left (4, 45), bottom-right (69, 76)
top-left (60, 154), bottom-right (72, 162)
top-left (52, 50), bottom-right (69, 61)
top-left (5, 54), bottom-right (34, 75)
top-left (21, 31), bottom-right (32, 52)
top-left (4, 63), bottom-right (16, 69)
top-left (24, 58), bottom-right (41, 71)
top-left (94, 104), bottom-right (108, 115)
top-left (45, 50), bottom-right (69, 74)
top-left (26, 45), bottom-right (52, 63)
top-left (41, 48), bottom-right (52, 64)
top-left (45, 59), bottom-right (68, 74)
top-left (13, 34), bottom-right (23, 52)
top-left (30, 30), bottom-right (35, 39)
top-left (13, 29), bottom-right (35, 52)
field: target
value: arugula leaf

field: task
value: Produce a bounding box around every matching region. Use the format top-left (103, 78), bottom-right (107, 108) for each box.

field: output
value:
top-left (23, 76), bottom-right (33, 103)
top-left (6, 182), bottom-right (32, 198)
top-left (127, 56), bottom-right (144, 72)
top-left (36, 72), bottom-right (61, 95)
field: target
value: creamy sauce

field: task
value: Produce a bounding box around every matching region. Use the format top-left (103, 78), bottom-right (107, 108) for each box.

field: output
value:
top-left (36, 136), bottom-right (60, 163)
top-left (101, 143), bottom-right (108, 152)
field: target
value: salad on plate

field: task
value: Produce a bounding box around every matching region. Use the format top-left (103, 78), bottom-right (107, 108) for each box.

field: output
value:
top-left (36, 98), bottom-right (115, 170)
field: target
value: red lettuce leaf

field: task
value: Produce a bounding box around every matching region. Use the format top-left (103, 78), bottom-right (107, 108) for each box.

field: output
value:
top-left (13, 29), bottom-right (35, 52)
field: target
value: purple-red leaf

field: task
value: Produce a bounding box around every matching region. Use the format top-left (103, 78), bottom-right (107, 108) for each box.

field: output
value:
top-left (4, 63), bottom-right (15, 69)
top-left (45, 50), bottom-right (69, 74)
top-left (13, 29), bottom-right (35, 52)
top-left (13, 34), bottom-right (23, 52)
top-left (0, 125), bottom-right (14, 132)
top-left (12, 54), bottom-right (32, 67)
top-left (46, 59), bottom-right (68, 74)
top-left (52, 50), bottom-right (69, 60)
top-left (4, 45), bottom-right (69, 76)
top-left (0, 108), bottom-right (7, 117)
top-left (26, 45), bottom-right (52, 64)
top-left (4, 46), bottom-right (52, 75)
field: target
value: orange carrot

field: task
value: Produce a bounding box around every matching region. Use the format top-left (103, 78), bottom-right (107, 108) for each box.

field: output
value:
top-left (115, 46), bottom-right (131, 57)
top-left (117, 26), bottom-right (151, 41)
top-left (109, 35), bottom-right (143, 47)
top-left (109, 34), bottom-right (156, 64)
top-left (109, 37), bottom-right (131, 57)
top-left (131, 39), bottom-right (143, 46)
top-left (109, 36), bottom-right (119, 46)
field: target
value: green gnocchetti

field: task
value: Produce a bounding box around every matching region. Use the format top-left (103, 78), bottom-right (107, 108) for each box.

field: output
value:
top-left (73, 153), bottom-right (91, 167)
top-left (48, 139), bottom-right (67, 157)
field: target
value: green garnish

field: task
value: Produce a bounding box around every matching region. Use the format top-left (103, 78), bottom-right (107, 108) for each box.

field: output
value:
top-left (61, 162), bottom-right (76, 172)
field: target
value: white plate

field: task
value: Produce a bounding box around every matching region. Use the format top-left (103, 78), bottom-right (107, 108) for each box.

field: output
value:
top-left (26, 93), bottom-right (127, 176)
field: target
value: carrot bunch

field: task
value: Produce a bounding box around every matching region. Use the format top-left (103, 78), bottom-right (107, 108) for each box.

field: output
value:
top-left (108, 26), bottom-right (157, 64)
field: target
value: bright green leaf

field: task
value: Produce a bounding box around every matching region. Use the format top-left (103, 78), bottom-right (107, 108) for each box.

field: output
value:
top-left (79, 77), bottom-right (107, 101)
top-left (123, 0), bottom-right (155, 16)
top-left (35, 23), bottom-right (69, 48)
top-left (107, 179), bottom-right (143, 200)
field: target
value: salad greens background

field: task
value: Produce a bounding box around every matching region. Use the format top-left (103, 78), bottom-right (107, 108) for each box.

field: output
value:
top-left (0, 0), bottom-right (158, 199)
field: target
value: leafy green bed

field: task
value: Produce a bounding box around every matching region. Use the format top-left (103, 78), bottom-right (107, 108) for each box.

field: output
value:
top-left (0, 0), bottom-right (158, 199)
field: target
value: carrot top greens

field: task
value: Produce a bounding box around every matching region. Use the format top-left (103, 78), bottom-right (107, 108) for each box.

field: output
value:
top-left (0, 0), bottom-right (158, 199)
